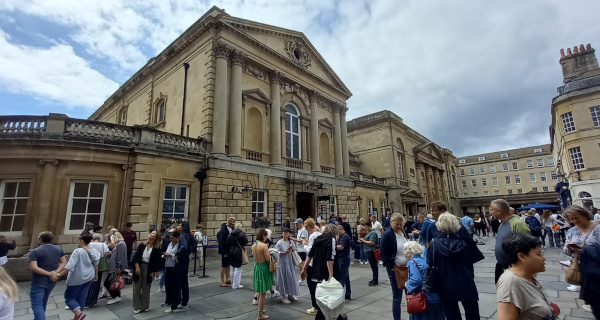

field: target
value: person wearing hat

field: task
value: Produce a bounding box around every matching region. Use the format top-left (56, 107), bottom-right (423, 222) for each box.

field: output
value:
top-left (217, 217), bottom-right (236, 287)
top-left (275, 228), bottom-right (300, 304)
top-left (122, 222), bottom-right (138, 265)
top-left (92, 226), bottom-right (103, 236)
top-left (290, 218), bottom-right (309, 286)
top-left (81, 222), bottom-right (95, 237)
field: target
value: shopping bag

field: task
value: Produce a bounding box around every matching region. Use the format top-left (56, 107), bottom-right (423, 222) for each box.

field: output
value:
top-left (291, 249), bottom-right (302, 266)
top-left (108, 271), bottom-right (125, 290)
top-left (316, 278), bottom-right (345, 319)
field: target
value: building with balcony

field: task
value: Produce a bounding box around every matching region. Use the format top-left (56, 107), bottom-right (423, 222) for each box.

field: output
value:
top-left (551, 44), bottom-right (600, 210)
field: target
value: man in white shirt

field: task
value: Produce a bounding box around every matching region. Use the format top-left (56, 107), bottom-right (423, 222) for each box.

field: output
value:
top-left (370, 215), bottom-right (383, 238)
top-left (290, 218), bottom-right (309, 286)
top-left (593, 209), bottom-right (600, 221)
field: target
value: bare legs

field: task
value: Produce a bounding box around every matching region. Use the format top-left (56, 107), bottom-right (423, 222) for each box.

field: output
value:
top-left (258, 292), bottom-right (269, 319)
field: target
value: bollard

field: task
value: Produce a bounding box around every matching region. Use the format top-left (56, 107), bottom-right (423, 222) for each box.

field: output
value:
top-left (199, 244), bottom-right (209, 278)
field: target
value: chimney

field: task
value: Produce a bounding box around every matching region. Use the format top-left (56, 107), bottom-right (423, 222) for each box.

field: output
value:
top-left (559, 43), bottom-right (599, 82)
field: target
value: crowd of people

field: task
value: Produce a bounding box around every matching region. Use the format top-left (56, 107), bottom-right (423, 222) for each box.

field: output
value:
top-left (1, 201), bottom-right (599, 320)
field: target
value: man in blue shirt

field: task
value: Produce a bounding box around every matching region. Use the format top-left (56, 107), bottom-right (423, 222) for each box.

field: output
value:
top-left (460, 212), bottom-right (475, 237)
top-left (29, 231), bottom-right (66, 320)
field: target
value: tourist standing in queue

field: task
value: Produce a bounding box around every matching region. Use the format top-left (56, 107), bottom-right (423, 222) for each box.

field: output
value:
top-left (159, 224), bottom-right (177, 293)
top-left (29, 231), bottom-right (66, 320)
top-left (163, 231), bottom-right (181, 313)
top-left (404, 241), bottom-right (444, 320)
top-left (291, 218), bottom-right (308, 286)
top-left (0, 265), bottom-right (17, 319)
top-left (379, 213), bottom-right (408, 320)
top-left (121, 222), bottom-right (138, 267)
top-left (497, 233), bottom-right (557, 319)
top-left (228, 222), bottom-right (248, 290)
top-left (275, 228), bottom-right (300, 303)
top-left (428, 213), bottom-right (483, 320)
top-left (193, 224), bottom-right (204, 267)
top-left (525, 210), bottom-right (544, 248)
top-left (252, 229), bottom-right (273, 320)
top-left (359, 221), bottom-right (379, 286)
top-left (81, 222), bottom-right (94, 237)
top-left (0, 235), bottom-right (16, 266)
top-left (105, 232), bottom-right (128, 305)
top-left (356, 218), bottom-right (368, 264)
top-left (85, 233), bottom-right (109, 308)
top-left (131, 230), bottom-right (162, 314)
top-left (490, 199), bottom-right (531, 284)
top-left (103, 225), bottom-right (115, 243)
top-left (336, 224), bottom-right (352, 300)
top-left (174, 222), bottom-right (193, 310)
top-left (217, 217), bottom-right (236, 287)
top-left (56, 234), bottom-right (100, 320)
top-left (300, 218), bottom-right (322, 315)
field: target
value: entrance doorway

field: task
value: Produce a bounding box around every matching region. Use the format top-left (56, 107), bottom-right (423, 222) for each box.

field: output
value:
top-left (296, 192), bottom-right (315, 221)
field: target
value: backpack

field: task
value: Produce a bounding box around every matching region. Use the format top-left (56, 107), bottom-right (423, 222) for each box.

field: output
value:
top-left (525, 216), bottom-right (541, 232)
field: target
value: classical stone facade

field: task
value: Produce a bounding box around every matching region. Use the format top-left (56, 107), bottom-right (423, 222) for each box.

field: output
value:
top-left (551, 44), bottom-right (600, 210)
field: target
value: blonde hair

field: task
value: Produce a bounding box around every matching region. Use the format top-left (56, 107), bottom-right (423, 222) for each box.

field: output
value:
top-left (436, 213), bottom-right (461, 234)
top-left (0, 266), bottom-right (18, 301)
top-left (319, 220), bottom-right (327, 227)
top-left (390, 213), bottom-right (404, 222)
top-left (111, 231), bottom-right (124, 243)
top-left (235, 222), bottom-right (243, 229)
top-left (359, 217), bottom-right (366, 225)
top-left (304, 218), bottom-right (316, 229)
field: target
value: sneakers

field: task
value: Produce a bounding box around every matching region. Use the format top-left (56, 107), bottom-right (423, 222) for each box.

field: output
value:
top-left (133, 309), bottom-right (141, 314)
top-left (559, 260), bottom-right (571, 267)
top-left (282, 297), bottom-right (291, 304)
top-left (378, 261), bottom-right (383, 265)
top-left (582, 304), bottom-right (592, 312)
top-left (289, 295), bottom-right (298, 301)
top-left (165, 308), bottom-right (185, 313)
top-left (270, 290), bottom-right (281, 298)
top-left (65, 306), bottom-right (70, 310)
top-left (160, 302), bottom-right (170, 307)
top-left (567, 285), bottom-right (581, 292)
top-left (252, 298), bottom-right (258, 305)
top-left (298, 279), bottom-right (306, 286)
top-left (106, 296), bottom-right (121, 305)
top-left (306, 307), bottom-right (318, 314)
top-left (232, 284), bottom-right (244, 289)
top-left (73, 312), bottom-right (86, 320)
top-left (157, 286), bottom-right (165, 293)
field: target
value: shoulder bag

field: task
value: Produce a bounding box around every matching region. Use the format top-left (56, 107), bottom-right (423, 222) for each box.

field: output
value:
top-left (269, 255), bottom-right (278, 273)
top-left (422, 239), bottom-right (440, 293)
top-left (291, 246), bottom-right (302, 267)
top-left (236, 238), bottom-right (248, 265)
top-left (565, 225), bottom-right (595, 284)
top-left (394, 265), bottom-right (409, 289)
top-left (405, 259), bottom-right (428, 314)
top-left (98, 245), bottom-right (109, 272)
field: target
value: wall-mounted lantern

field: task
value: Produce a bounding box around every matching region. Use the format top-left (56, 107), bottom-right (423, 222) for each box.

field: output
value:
top-left (347, 196), bottom-right (363, 204)
top-left (232, 185), bottom-right (253, 199)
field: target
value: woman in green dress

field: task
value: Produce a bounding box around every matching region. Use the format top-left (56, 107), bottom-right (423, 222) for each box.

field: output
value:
top-left (252, 229), bottom-right (273, 320)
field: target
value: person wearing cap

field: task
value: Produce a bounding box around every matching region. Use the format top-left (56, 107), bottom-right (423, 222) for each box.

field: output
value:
top-left (275, 228), bottom-right (300, 304)
top-left (81, 222), bottom-right (95, 237)
top-left (290, 218), bottom-right (309, 286)
top-left (217, 217), bottom-right (236, 287)
top-left (122, 222), bottom-right (138, 264)
top-left (92, 226), bottom-right (103, 236)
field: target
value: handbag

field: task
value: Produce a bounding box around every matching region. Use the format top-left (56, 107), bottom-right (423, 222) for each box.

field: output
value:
top-left (98, 256), bottom-right (109, 272)
top-left (405, 259), bottom-right (428, 314)
top-left (235, 238), bottom-right (248, 265)
top-left (423, 239), bottom-right (440, 293)
top-left (565, 227), bottom-right (593, 285)
top-left (393, 265), bottom-right (409, 289)
top-left (291, 248), bottom-right (302, 267)
top-left (108, 271), bottom-right (125, 290)
top-left (373, 249), bottom-right (381, 261)
top-left (269, 255), bottom-right (278, 273)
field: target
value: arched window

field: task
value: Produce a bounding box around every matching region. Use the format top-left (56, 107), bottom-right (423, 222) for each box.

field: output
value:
top-left (158, 102), bottom-right (166, 122)
top-left (579, 191), bottom-right (592, 198)
top-left (119, 108), bottom-right (128, 126)
top-left (579, 191), bottom-right (593, 210)
top-left (285, 104), bottom-right (301, 159)
top-left (396, 138), bottom-right (406, 179)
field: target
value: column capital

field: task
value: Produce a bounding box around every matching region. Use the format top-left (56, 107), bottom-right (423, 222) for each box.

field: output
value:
top-left (230, 50), bottom-right (246, 66)
top-left (212, 40), bottom-right (232, 60)
top-left (338, 103), bottom-right (348, 115)
top-left (39, 159), bottom-right (59, 166)
top-left (308, 90), bottom-right (319, 103)
top-left (269, 70), bottom-right (283, 85)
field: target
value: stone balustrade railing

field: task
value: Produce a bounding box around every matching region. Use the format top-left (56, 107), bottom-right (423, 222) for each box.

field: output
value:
top-left (350, 171), bottom-right (386, 186)
top-left (246, 150), bottom-right (263, 162)
top-left (286, 158), bottom-right (303, 169)
top-left (65, 119), bottom-right (133, 145)
top-left (320, 165), bottom-right (332, 174)
top-left (1, 116), bottom-right (47, 133)
top-left (154, 131), bottom-right (203, 153)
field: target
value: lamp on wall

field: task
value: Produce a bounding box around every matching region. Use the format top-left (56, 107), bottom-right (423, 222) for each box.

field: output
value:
top-left (347, 196), bottom-right (363, 204)
top-left (231, 185), bottom-right (253, 199)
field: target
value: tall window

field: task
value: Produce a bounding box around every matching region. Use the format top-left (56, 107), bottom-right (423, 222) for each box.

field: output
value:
top-left (494, 190), bottom-right (500, 195)
top-left (285, 104), bottom-right (301, 159)
top-left (66, 181), bottom-right (107, 233)
top-left (569, 147), bottom-right (585, 170)
top-left (515, 175), bottom-right (521, 184)
top-left (551, 172), bottom-right (558, 180)
top-left (548, 157), bottom-right (555, 166)
top-left (461, 181), bottom-right (467, 189)
top-left (492, 177), bottom-right (498, 186)
top-left (163, 185), bottom-right (189, 219)
top-left (527, 160), bottom-right (534, 168)
top-left (561, 112), bottom-right (575, 133)
top-left (537, 159), bottom-right (544, 167)
top-left (490, 165), bottom-right (496, 173)
top-left (368, 200), bottom-right (373, 215)
top-left (460, 169), bottom-right (465, 176)
top-left (505, 176), bottom-right (511, 185)
top-left (512, 162), bottom-right (518, 170)
top-left (158, 102), bottom-right (166, 122)
top-left (380, 201), bottom-right (385, 216)
top-left (482, 178), bottom-right (487, 187)
top-left (0, 180), bottom-right (30, 234)
top-left (591, 106), bottom-right (600, 127)
top-left (471, 179), bottom-right (477, 188)
top-left (540, 172), bottom-right (547, 182)
top-left (252, 190), bottom-right (267, 218)
top-left (480, 166), bottom-right (485, 174)
top-left (469, 168), bottom-right (475, 175)
top-left (503, 164), bottom-right (509, 171)
top-left (329, 196), bottom-right (337, 216)
top-left (529, 173), bottom-right (537, 182)
top-left (119, 108), bottom-right (128, 126)
top-left (397, 152), bottom-right (404, 179)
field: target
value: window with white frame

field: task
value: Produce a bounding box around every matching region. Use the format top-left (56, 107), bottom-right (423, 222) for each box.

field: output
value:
top-left (460, 169), bottom-right (465, 176)
top-left (540, 172), bottom-right (547, 182)
top-left (569, 146), bottom-right (585, 170)
top-left (473, 192), bottom-right (478, 196)
top-left (517, 189), bottom-right (523, 194)
top-left (548, 157), bottom-right (555, 166)
top-left (163, 185), bottom-right (189, 219)
top-left (501, 153), bottom-right (508, 158)
top-left (494, 190), bottom-right (500, 195)
top-left (482, 178), bottom-right (487, 187)
top-left (527, 160), bottom-right (534, 168)
top-left (252, 190), bottom-right (267, 218)
top-left (368, 200), bottom-right (373, 215)
top-left (551, 172), bottom-right (558, 180)
top-left (66, 181), bottom-right (107, 233)
top-left (505, 176), bottom-right (511, 185)
top-left (285, 104), bottom-right (301, 159)
top-left (459, 159), bottom-right (466, 164)
top-left (480, 166), bottom-right (485, 174)
top-left (537, 159), bottom-right (544, 167)
top-left (471, 179), bottom-right (477, 188)
top-left (534, 148), bottom-right (542, 153)
top-left (532, 187), bottom-right (538, 192)
top-left (503, 164), bottom-right (509, 171)
top-left (478, 156), bottom-right (485, 161)
top-left (591, 106), bottom-right (600, 127)
top-left (0, 180), bottom-right (30, 234)
top-left (561, 112), bottom-right (575, 133)
top-left (515, 175), bottom-right (521, 184)
top-left (508, 189), bottom-right (513, 194)
top-left (461, 180), bottom-right (467, 189)
top-left (397, 152), bottom-right (404, 179)
top-left (543, 186), bottom-right (549, 192)
top-left (490, 165), bottom-right (496, 173)
top-left (463, 193), bottom-right (468, 197)
top-left (483, 191), bottom-right (489, 196)
top-left (469, 168), bottom-right (475, 175)
top-left (529, 173), bottom-right (536, 182)
top-left (329, 196), bottom-right (338, 216)
top-left (492, 177), bottom-right (498, 186)
top-left (379, 201), bottom-right (385, 217)
top-left (512, 162), bottom-right (518, 170)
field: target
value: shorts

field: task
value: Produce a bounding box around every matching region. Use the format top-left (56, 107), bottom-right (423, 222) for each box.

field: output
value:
top-left (221, 255), bottom-right (230, 268)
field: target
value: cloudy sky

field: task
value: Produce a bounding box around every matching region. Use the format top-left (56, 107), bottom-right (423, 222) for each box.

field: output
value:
top-left (1, 0), bottom-right (599, 156)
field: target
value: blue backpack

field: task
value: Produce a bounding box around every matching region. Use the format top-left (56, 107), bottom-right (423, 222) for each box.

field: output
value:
top-left (525, 216), bottom-right (541, 232)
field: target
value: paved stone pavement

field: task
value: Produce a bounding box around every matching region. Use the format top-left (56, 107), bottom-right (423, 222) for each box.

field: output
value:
top-left (12, 237), bottom-right (595, 320)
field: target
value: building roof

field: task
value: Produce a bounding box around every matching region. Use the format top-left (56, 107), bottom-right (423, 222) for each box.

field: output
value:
top-left (456, 144), bottom-right (551, 165)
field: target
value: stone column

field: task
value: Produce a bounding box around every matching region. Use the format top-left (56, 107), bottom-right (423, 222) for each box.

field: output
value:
top-left (433, 169), bottom-right (441, 201)
top-left (425, 165), bottom-right (433, 207)
top-left (440, 170), bottom-right (447, 202)
top-left (212, 41), bottom-right (231, 155)
top-left (416, 163), bottom-right (424, 196)
top-left (340, 106), bottom-right (350, 176)
top-left (309, 91), bottom-right (320, 172)
top-left (333, 105), bottom-right (343, 176)
top-left (30, 160), bottom-right (58, 248)
top-left (228, 50), bottom-right (244, 158)
top-left (269, 70), bottom-right (282, 166)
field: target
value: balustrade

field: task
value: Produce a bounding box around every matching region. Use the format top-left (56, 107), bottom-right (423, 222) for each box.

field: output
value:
top-left (286, 158), bottom-right (303, 169)
top-left (320, 165), bottom-right (332, 174)
top-left (246, 150), bottom-right (263, 162)
top-left (65, 119), bottom-right (133, 143)
top-left (0, 116), bottom-right (46, 133)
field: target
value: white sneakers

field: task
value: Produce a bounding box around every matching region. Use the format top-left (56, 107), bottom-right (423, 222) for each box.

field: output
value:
top-left (270, 290), bottom-right (281, 298)
top-left (559, 260), bottom-right (571, 267)
top-left (582, 304), bottom-right (592, 312)
top-left (106, 296), bottom-right (121, 305)
top-left (252, 298), bottom-right (258, 305)
top-left (282, 297), bottom-right (291, 304)
top-left (298, 279), bottom-right (306, 286)
top-left (157, 286), bottom-right (165, 292)
top-left (306, 307), bottom-right (318, 314)
top-left (289, 295), bottom-right (298, 301)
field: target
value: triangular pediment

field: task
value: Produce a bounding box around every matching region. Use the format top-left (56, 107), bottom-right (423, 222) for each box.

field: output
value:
top-left (318, 118), bottom-right (335, 130)
top-left (242, 88), bottom-right (271, 105)
top-left (402, 189), bottom-right (422, 198)
top-left (414, 142), bottom-right (444, 161)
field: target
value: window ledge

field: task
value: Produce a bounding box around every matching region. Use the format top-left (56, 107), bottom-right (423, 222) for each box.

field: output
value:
top-left (153, 121), bottom-right (166, 128)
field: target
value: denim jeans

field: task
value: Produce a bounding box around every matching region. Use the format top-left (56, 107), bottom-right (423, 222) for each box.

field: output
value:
top-left (64, 281), bottom-right (93, 313)
top-left (386, 266), bottom-right (404, 320)
top-left (337, 255), bottom-right (351, 299)
top-left (159, 268), bottom-right (166, 287)
top-left (30, 277), bottom-right (57, 320)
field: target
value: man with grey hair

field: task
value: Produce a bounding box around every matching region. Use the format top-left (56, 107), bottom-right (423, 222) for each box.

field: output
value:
top-left (490, 199), bottom-right (531, 284)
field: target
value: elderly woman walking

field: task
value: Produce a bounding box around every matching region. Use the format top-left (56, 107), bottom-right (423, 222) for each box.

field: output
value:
top-left (104, 231), bottom-right (128, 305)
top-left (131, 230), bottom-right (162, 314)
top-left (379, 213), bottom-right (408, 320)
top-left (428, 213), bottom-right (483, 320)
top-left (228, 222), bottom-right (248, 289)
top-left (404, 241), bottom-right (444, 320)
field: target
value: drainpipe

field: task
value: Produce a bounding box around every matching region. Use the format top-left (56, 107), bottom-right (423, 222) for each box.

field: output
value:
top-left (194, 169), bottom-right (208, 224)
top-left (181, 63), bottom-right (190, 136)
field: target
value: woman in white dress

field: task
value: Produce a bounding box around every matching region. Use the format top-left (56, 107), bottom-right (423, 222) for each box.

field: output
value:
top-left (275, 228), bottom-right (300, 304)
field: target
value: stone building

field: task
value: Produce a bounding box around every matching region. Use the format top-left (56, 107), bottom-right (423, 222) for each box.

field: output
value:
top-left (456, 145), bottom-right (559, 213)
top-left (347, 110), bottom-right (460, 217)
top-left (551, 44), bottom-right (600, 210)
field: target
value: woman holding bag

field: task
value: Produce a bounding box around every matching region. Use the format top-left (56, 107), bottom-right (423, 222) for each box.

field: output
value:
top-left (104, 232), bottom-right (128, 305)
top-left (379, 213), bottom-right (408, 320)
top-left (131, 230), bottom-right (162, 314)
top-left (275, 228), bottom-right (301, 303)
top-left (404, 241), bottom-right (444, 320)
top-left (227, 222), bottom-right (248, 289)
top-left (85, 233), bottom-right (109, 307)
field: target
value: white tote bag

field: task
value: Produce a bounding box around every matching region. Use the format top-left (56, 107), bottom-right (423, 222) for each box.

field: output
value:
top-left (315, 278), bottom-right (345, 320)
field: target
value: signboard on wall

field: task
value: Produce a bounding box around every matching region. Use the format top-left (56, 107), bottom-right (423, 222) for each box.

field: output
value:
top-left (321, 204), bottom-right (327, 216)
top-left (274, 202), bottom-right (282, 226)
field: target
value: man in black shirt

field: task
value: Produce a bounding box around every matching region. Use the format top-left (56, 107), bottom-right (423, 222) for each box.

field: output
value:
top-left (340, 215), bottom-right (352, 237)
top-left (336, 224), bottom-right (352, 300)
